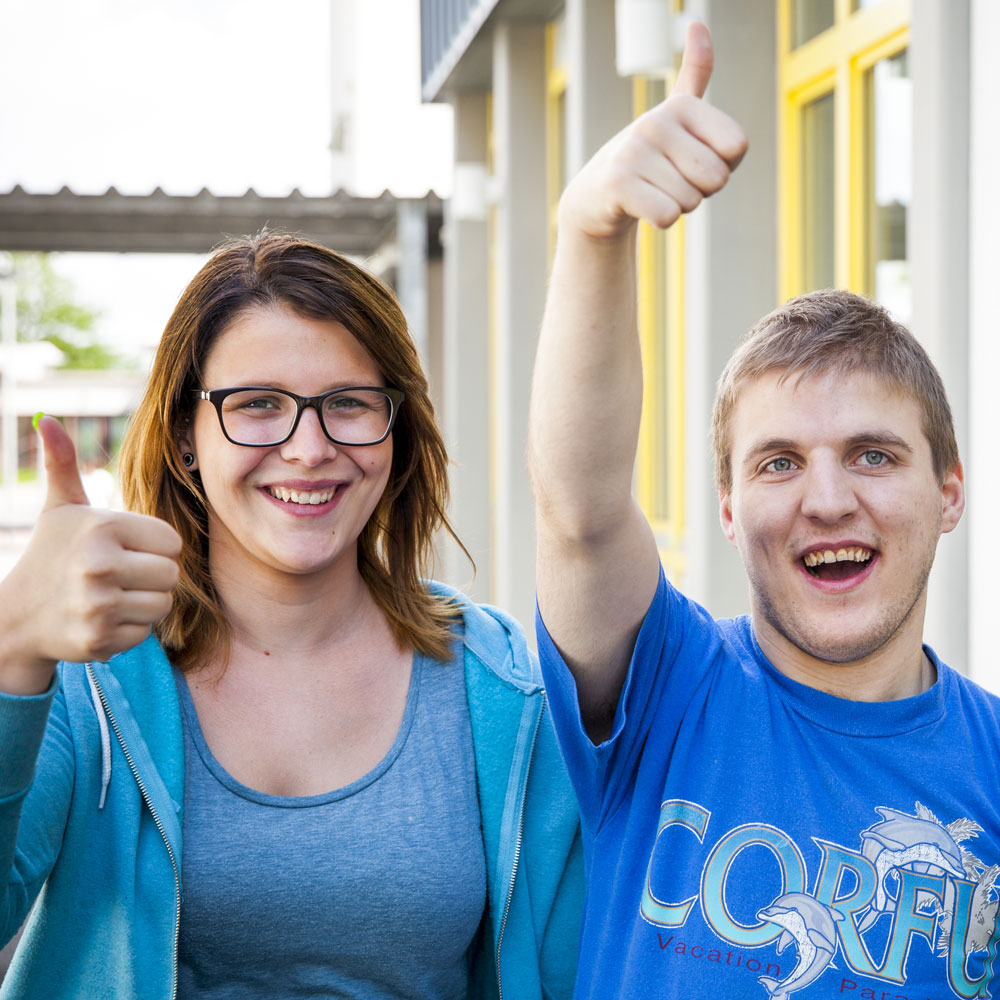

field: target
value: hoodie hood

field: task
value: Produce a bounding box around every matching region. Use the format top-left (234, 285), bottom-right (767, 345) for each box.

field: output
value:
top-left (428, 580), bottom-right (544, 692)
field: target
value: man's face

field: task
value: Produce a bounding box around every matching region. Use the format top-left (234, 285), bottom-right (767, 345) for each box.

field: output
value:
top-left (719, 369), bottom-right (964, 678)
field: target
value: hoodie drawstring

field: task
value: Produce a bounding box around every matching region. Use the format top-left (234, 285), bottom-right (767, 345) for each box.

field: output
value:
top-left (86, 666), bottom-right (112, 809)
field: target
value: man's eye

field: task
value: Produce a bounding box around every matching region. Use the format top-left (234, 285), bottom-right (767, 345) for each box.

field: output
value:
top-left (765, 457), bottom-right (795, 473)
top-left (860, 450), bottom-right (887, 467)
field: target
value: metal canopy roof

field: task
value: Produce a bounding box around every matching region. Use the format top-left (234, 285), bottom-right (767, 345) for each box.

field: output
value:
top-left (0, 185), bottom-right (442, 256)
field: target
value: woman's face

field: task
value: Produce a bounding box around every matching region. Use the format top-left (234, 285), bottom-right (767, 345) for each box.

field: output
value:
top-left (180, 303), bottom-right (394, 586)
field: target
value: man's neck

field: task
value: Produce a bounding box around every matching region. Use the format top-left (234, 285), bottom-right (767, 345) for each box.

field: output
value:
top-left (752, 616), bottom-right (937, 702)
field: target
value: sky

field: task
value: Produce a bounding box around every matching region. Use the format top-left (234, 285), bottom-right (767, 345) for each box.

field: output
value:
top-left (0, 0), bottom-right (452, 360)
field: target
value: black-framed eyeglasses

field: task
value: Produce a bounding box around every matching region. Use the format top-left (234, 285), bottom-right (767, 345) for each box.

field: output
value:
top-left (194, 386), bottom-right (405, 447)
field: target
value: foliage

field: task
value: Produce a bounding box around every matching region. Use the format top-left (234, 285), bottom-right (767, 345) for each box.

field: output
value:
top-left (7, 252), bottom-right (129, 370)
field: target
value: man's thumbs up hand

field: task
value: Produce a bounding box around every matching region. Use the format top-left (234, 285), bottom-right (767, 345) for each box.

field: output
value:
top-left (557, 21), bottom-right (747, 243)
top-left (0, 419), bottom-right (182, 694)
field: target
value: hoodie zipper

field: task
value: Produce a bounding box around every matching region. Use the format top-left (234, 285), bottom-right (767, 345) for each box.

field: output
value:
top-left (87, 665), bottom-right (181, 1000)
top-left (495, 696), bottom-right (544, 1000)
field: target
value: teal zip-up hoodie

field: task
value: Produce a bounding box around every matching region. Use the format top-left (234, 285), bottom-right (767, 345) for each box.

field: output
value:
top-left (0, 584), bottom-right (583, 999)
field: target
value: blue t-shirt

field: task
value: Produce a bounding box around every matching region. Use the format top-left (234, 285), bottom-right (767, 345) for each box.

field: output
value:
top-left (537, 568), bottom-right (1000, 1000)
top-left (173, 649), bottom-right (486, 999)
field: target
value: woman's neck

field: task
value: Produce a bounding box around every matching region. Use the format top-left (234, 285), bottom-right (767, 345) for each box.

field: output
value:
top-left (202, 549), bottom-right (400, 684)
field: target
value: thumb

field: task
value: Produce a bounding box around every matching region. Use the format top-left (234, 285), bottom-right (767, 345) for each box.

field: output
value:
top-left (37, 415), bottom-right (91, 510)
top-left (672, 20), bottom-right (714, 98)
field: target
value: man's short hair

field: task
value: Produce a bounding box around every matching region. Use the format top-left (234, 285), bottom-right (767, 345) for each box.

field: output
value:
top-left (711, 288), bottom-right (960, 493)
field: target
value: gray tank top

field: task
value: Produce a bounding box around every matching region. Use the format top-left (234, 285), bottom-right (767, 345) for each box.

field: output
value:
top-left (173, 649), bottom-right (486, 999)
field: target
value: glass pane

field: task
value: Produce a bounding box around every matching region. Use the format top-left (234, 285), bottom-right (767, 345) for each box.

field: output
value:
top-left (867, 49), bottom-right (911, 324)
top-left (801, 91), bottom-right (835, 290)
top-left (792, 0), bottom-right (835, 47)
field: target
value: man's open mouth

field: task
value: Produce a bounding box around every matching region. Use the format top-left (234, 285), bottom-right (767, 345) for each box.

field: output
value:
top-left (802, 546), bottom-right (873, 581)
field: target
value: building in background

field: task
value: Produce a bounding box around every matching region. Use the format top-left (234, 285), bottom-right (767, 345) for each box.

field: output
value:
top-left (418, 0), bottom-right (1000, 692)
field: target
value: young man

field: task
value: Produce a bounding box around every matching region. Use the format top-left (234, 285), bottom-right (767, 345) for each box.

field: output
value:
top-left (528, 21), bottom-right (1000, 1000)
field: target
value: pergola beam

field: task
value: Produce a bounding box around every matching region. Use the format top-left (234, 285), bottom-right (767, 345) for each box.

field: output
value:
top-left (0, 185), bottom-right (440, 257)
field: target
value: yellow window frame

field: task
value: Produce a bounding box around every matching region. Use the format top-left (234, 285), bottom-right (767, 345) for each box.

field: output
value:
top-left (486, 90), bottom-right (500, 597)
top-left (778, 0), bottom-right (910, 301)
top-left (545, 20), bottom-right (568, 264)
top-left (633, 75), bottom-right (687, 584)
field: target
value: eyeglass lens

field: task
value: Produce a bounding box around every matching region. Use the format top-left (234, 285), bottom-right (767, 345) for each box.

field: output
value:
top-left (219, 388), bottom-right (394, 445)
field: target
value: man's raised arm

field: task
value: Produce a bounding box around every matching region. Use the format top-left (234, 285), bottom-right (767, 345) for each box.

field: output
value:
top-left (527, 23), bottom-right (747, 740)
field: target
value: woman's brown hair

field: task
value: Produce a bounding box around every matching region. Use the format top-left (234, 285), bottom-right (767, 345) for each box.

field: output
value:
top-left (118, 230), bottom-right (466, 669)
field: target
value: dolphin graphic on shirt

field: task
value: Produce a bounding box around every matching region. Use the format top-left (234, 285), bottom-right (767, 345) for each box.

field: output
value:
top-left (756, 892), bottom-right (844, 1000)
top-left (857, 806), bottom-right (967, 934)
top-left (934, 863), bottom-right (1000, 958)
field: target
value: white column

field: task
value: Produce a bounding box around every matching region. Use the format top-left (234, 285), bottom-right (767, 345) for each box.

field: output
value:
top-left (565, 0), bottom-right (632, 176)
top-left (491, 21), bottom-right (548, 634)
top-left (440, 91), bottom-right (491, 598)
top-left (683, 0), bottom-right (779, 618)
top-left (396, 199), bottom-right (429, 364)
top-left (968, 0), bottom-right (1000, 692)
top-left (910, 0), bottom-right (970, 674)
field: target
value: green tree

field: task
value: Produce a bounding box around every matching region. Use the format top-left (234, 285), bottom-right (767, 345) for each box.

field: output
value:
top-left (10, 252), bottom-right (128, 370)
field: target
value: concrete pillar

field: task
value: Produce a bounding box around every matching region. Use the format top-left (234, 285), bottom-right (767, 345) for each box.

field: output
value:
top-left (440, 91), bottom-right (491, 598)
top-left (396, 199), bottom-right (429, 364)
top-left (491, 21), bottom-right (548, 634)
top-left (968, 0), bottom-right (1000, 692)
top-left (910, 0), bottom-right (970, 674)
top-left (565, 0), bottom-right (632, 176)
top-left (683, 0), bottom-right (778, 618)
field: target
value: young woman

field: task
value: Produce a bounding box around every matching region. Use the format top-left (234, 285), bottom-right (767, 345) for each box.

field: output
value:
top-left (0, 232), bottom-right (582, 999)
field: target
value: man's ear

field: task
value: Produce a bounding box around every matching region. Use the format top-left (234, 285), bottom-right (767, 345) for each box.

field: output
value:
top-left (719, 489), bottom-right (739, 548)
top-left (939, 461), bottom-right (965, 535)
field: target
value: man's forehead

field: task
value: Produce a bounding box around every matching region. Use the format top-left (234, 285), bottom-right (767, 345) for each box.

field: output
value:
top-left (729, 369), bottom-right (926, 454)
top-left (733, 364), bottom-right (911, 397)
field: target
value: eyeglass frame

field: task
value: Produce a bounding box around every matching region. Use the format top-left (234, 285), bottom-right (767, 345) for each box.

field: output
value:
top-left (193, 385), bottom-right (405, 447)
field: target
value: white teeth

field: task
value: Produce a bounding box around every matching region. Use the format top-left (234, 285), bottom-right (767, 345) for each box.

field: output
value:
top-left (267, 486), bottom-right (336, 505)
top-left (803, 547), bottom-right (873, 568)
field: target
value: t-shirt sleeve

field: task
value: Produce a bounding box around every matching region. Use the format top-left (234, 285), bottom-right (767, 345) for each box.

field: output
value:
top-left (536, 565), bottom-right (721, 834)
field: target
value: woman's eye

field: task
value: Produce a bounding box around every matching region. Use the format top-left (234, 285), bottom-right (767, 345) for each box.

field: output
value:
top-left (765, 457), bottom-right (795, 474)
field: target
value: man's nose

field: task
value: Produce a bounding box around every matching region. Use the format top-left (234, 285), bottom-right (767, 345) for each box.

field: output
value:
top-left (799, 455), bottom-right (859, 522)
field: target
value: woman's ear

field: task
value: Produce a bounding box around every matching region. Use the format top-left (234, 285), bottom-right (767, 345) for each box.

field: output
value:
top-left (177, 418), bottom-right (197, 471)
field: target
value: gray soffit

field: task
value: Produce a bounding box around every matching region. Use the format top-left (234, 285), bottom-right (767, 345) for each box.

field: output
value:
top-left (420, 0), bottom-right (562, 101)
top-left (0, 185), bottom-right (443, 257)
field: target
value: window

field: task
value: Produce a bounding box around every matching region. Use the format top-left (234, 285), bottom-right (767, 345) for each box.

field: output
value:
top-left (778, 0), bottom-right (910, 312)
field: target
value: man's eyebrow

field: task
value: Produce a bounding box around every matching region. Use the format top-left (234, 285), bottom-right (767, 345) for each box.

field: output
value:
top-left (740, 438), bottom-right (797, 468)
top-left (843, 432), bottom-right (914, 453)
top-left (739, 431), bottom-right (915, 469)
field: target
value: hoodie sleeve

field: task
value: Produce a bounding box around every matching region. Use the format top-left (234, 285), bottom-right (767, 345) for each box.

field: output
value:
top-left (0, 673), bottom-right (72, 946)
